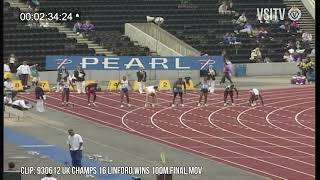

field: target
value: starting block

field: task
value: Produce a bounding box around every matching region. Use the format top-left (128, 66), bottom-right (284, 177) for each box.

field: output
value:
top-left (38, 80), bottom-right (50, 92)
top-left (185, 80), bottom-right (195, 90)
top-left (158, 80), bottom-right (171, 91)
top-left (12, 80), bottom-right (24, 91)
top-left (107, 80), bottom-right (120, 91)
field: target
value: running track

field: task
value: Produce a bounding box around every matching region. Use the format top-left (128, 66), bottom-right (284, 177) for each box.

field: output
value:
top-left (19, 87), bottom-right (315, 180)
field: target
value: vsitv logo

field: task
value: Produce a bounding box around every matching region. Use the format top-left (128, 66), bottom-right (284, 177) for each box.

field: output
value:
top-left (257, 7), bottom-right (301, 21)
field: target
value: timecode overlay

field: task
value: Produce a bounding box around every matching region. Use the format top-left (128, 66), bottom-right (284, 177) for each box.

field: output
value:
top-left (19, 12), bottom-right (81, 22)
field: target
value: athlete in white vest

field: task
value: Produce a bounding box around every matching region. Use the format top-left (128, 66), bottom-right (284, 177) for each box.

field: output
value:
top-left (249, 88), bottom-right (264, 106)
top-left (117, 76), bottom-right (132, 108)
top-left (144, 86), bottom-right (158, 107)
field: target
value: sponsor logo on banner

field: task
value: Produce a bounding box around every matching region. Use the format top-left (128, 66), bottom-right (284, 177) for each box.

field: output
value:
top-left (46, 56), bottom-right (224, 71)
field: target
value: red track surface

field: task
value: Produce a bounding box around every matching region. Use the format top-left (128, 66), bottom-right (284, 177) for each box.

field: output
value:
top-left (20, 87), bottom-right (315, 180)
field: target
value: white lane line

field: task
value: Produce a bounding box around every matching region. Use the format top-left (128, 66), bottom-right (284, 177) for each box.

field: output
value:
top-left (265, 101), bottom-right (315, 138)
top-left (19, 145), bottom-right (54, 148)
top-left (295, 107), bottom-right (315, 131)
top-left (235, 97), bottom-right (315, 147)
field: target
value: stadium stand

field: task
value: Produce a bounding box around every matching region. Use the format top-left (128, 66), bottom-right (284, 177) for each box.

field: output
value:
top-left (3, 2), bottom-right (96, 68)
top-left (5, 0), bottom-right (314, 65)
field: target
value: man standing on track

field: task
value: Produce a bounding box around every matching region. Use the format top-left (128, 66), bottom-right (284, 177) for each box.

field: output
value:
top-left (223, 84), bottom-right (238, 106)
top-left (117, 76), bottom-right (132, 108)
top-left (67, 129), bottom-right (83, 167)
top-left (137, 67), bottom-right (147, 94)
top-left (172, 78), bottom-right (187, 107)
top-left (17, 61), bottom-right (31, 89)
top-left (207, 65), bottom-right (217, 93)
top-left (56, 66), bottom-right (69, 92)
top-left (220, 58), bottom-right (233, 84)
top-left (60, 79), bottom-right (70, 106)
top-left (74, 65), bottom-right (86, 94)
top-left (195, 76), bottom-right (210, 107)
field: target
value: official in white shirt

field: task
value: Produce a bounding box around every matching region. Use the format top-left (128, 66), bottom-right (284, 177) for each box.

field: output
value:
top-left (17, 61), bottom-right (31, 88)
top-left (67, 129), bottom-right (83, 167)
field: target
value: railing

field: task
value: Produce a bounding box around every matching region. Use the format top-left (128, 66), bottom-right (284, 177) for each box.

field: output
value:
top-left (125, 23), bottom-right (201, 56)
top-left (301, 0), bottom-right (315, 19)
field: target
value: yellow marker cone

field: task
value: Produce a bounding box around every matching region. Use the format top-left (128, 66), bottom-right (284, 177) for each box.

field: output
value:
top-left (107, 80), bottom-right (120, 91)
top-left (160, 152), bottom-right (166, 164)
top-left (38, 80), bottom-right (51, 92)
top-left (12, 80), bottom-right (23, 91)
top-left (158, 80), bottom-right (171, 91)
top-left (133, 80), bottom-right (139, 91)
top-left (185, 80), bottom-right (195, 90)
top-left (85, 80), bottom-right (96, 86)
top-left (4, 72), bottom-right (12, 79)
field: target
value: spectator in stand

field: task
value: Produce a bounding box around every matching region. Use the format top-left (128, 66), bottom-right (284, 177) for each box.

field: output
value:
top-left (73, 20), bottom-right (82, 35)
top-left (239, 22), bottom-right (253, 36)
top-left (223, 32), bottom-right (231, 44)
top-left (74, 65), bottom-right (86, 94)
top-left (8, 54), bottom-right (17, 74)
top-left (231, 12), bottom-right (240, 24)
top-left (220, 58), bottom-right (233, 84)
top-left (302, 31), bottom-right (312, 48)
top-left (291, 72), bottom-right (306, 85)
top-left (224, 32), bottom-right (238, 44)
top-left (279, 21), bottom-right (290, 33)
top-left (290, 49), bottom-right (302, 62)
top-left (30, 64), bottom-right (40, 86)
top-left (27, 0), bottom-right (39, 10)
top-left (284, 40), bottom-right (296, 52)
top-left (290, 21), bottom-right (300, 33)
top-left (236, 12), bottom-right (247, 25)
top-left (17, 61), bottom-right (31, 89)
top-left (283, 51), bottom-right (293, 62)
top-left (81, 20), bottom-right (95, 35)
top-left (249, 47), bottom-right (262, 62)
top-left (227, 0), bottom-right (234, 10)
top-left (229, 33), bottom-right (237, 44)
top-left (256, 27), bottom-right (273, 43)
top-left (56, 66), bottom-right (69, 92)
top-left (218, 1), bottom-right (234, 15)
